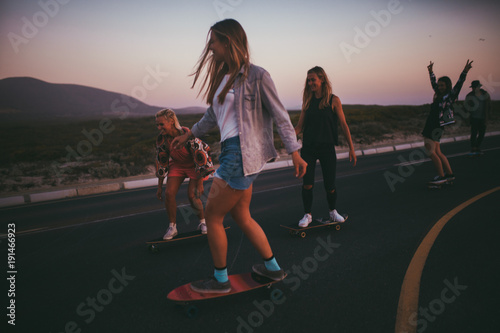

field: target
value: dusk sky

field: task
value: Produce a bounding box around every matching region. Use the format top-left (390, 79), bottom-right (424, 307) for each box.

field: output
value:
top-left (1, 0), bottom-right (499, 110)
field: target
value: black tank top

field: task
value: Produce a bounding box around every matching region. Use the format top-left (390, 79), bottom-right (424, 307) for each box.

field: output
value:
top-left (303, 95), bottom-right (339, 147)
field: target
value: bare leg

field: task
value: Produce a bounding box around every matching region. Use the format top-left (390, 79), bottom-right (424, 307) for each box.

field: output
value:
top-left (425, 141), bottom-right (444, 177)
top-left (230, 184), bottom-right (273, 260)
top-left (204, 178), bottom-right (246, 268)
top-left (164, 176), bottom-right (185, 225)
top-left (435, 143), bottom-right (453, 175)
top-left (187, 178), bottom-right (205, 220)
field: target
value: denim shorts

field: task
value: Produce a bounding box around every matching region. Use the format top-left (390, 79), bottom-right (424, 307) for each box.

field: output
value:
top-left (214, 136), bottom-right (258, 190)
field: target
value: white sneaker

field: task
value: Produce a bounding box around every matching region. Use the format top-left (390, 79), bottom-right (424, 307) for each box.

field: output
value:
top-left (163, 226), bottom-right (178, 240)
top-left (429, 175), bottom-right (447, 184)
top-left (198, 222), bottom-right (207, 234)
top-left (329, 209), bottom-right (345, 223)
top-left (298, 213), bottom-right (312, 227)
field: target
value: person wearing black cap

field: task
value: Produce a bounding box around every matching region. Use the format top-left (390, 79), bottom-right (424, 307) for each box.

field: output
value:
top-left (465, 80), bottom-right (491, 153)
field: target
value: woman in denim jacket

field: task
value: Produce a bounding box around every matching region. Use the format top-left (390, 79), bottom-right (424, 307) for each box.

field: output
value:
top-left (172, 19), bottom-right (307, 293)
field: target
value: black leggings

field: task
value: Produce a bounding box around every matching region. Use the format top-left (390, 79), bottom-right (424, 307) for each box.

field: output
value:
top-left (470, 118), bottom-right (486, 149)
top-left (301, 144), bottom-right (337, 213)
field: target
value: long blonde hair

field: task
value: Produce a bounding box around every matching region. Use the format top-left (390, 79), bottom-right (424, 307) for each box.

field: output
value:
top-left (155, 109), bottom-right (182, 132)
top-left (302, 66), bottom-right (333, 111)
top-left (190, 19), bottom-right (250, 106)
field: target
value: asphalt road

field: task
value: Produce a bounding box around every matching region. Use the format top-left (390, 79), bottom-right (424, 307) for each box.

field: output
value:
top-left (2, 136), bottom-right (500, 333)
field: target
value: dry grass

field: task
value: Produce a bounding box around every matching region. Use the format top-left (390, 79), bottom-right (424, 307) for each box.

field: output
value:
top-left (1, 102), bottom-right (498, 194)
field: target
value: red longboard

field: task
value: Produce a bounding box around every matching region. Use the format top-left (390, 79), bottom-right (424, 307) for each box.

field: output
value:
top-left (167, 272), bottom-right (285, 317)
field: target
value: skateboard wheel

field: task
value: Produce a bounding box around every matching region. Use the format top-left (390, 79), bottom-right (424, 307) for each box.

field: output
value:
top-left (300, 232), bottom-right (306, 238)
top-left (149, 244), bottom-right (159, 253)
top-left (186, 305), bottom-right (199, 318)
top-left (335, 224), bottom-right (341, 231)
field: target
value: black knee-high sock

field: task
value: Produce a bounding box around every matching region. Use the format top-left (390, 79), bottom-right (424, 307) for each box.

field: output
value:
top-left (326, 189), bottom-right (337, 211)
top-left (302, 187), bottom-right (313, 213)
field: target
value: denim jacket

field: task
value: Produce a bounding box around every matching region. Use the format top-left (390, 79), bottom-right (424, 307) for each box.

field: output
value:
top-left (191, 64), bottom-right (301, 176)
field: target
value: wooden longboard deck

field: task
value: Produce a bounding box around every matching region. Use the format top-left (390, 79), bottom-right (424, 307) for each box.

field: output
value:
top-left (280, 216), bottom-right (347, 238)
top-left (167, 272), bottom-right (280, 303)
top-left (280, 216), bottom-right (347, 232)
top-left (146, 226), bottom-right (230, 245)
top-left (427, 181), bottom-right (453, 189)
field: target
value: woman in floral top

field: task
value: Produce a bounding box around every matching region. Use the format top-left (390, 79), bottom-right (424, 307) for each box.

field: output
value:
top-left (155, 109), bottom-right (209, 240)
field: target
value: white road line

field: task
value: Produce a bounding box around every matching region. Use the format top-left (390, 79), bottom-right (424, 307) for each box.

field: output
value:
top-left (8, 181), bottom-right (309, 237)
top-left (12, 145), bottom-right (498, 238)
top-left (394, 146), bottom-right (500, 167)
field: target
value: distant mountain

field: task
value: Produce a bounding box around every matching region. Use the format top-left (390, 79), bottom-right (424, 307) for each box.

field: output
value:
top-left (175, 106), bottom-right (207, 115)
top-left (0, 77), bottom-right (205, 119)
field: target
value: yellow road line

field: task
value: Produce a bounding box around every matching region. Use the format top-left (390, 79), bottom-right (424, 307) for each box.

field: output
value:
top-left (395, 186), bottom-right (500, 333)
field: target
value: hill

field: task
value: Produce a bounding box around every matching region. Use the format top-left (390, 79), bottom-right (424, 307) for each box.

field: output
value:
top-left (0, 77), bottom-right (205, 119)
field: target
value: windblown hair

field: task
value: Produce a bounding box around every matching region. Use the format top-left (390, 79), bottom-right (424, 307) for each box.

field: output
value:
top-left (155, 109), bottom-right (182, 132)
top-left (437, 76), bottom-right (452, 94)
top-left (190, 19), bottom-right (250, 105)
top-left (302, 66), bottom-right (333, 111)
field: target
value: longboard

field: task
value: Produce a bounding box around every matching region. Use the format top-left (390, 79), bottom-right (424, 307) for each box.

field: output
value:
top-left (427, 180), bottom-right (453, 189)
top-left (146, 226), bottom-right (230, 252)
top-left (280, 215), bottom-right (347, 238)
top-left (467, 151), bottom-right (484, 158)
top-left (167, 272), bottom-right (285, 317)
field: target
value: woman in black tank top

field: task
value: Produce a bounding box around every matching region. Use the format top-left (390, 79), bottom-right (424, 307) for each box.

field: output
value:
top-left (294, 66), bottom-right (357, 227)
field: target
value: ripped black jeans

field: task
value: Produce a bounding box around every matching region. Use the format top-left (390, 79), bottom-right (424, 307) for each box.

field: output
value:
top-left (301, 143), bottom-right (338, 213)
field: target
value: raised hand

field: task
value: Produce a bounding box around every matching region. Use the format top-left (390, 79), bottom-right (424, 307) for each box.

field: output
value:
top-left (464, 59), bottom-right (473, 73)
top-left (427, 61), bottom-right (434, 73)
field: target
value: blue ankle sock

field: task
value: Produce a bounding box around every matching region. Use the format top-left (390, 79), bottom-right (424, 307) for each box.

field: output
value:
top-left (264, 257), bottom-right (281, 272)
top-left (214, 267), bottom-right (228, 283)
